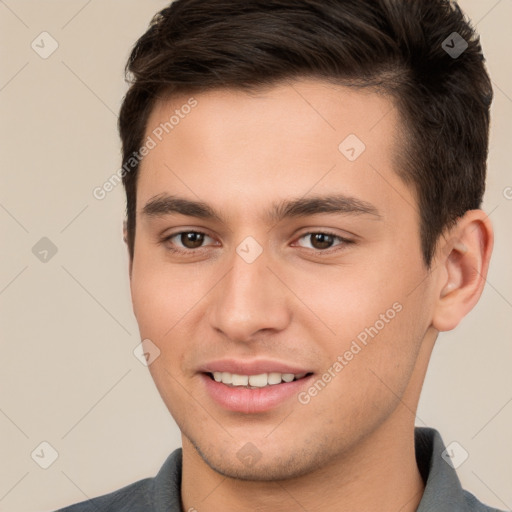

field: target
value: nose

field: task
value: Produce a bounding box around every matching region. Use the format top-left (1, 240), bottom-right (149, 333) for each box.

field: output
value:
top-left (207, 244), bottom-right (291, 343)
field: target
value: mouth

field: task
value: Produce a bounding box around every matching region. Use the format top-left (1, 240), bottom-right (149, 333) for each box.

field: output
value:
top-left (205, 371), bottom-right (314, 389)
top-left (200, 369), bottom-right (315, 413)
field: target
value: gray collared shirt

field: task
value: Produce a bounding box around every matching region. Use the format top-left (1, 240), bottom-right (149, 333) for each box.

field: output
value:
top-left (56, 427), bottom-right (505, 511)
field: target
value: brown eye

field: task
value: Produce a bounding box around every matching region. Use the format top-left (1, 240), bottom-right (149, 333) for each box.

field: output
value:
top-left (298, 232), bottom-right (341, 250)
top-left (179, 232), bottom-right (206, 249)
top-left (162, 230), bottom-right (216, 253)
top-left (309, 233), bottom-right (335, 250)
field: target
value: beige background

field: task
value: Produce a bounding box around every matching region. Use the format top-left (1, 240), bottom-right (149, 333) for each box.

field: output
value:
top-left (0, 1), bottom-right (511, 511)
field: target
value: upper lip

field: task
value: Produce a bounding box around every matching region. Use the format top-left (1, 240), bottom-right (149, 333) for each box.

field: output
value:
top-left (199, 359), bottom-right (312, 376)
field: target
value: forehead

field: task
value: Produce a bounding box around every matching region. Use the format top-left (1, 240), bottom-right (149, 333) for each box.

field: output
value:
top-left (137, 79), bottom-right (415, 223)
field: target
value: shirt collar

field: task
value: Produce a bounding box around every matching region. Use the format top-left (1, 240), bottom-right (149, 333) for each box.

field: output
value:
top-left (415, 426), bottom-right (470, 511)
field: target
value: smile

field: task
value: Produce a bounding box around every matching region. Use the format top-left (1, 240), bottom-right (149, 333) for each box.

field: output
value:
top-left (201, 371), bottom-right (314, 413)
top-left (208, 371), bottom-right (310, 388)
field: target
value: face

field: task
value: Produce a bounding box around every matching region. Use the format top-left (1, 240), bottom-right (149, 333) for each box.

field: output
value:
top-left (129, 79), bottom-right (438, 480)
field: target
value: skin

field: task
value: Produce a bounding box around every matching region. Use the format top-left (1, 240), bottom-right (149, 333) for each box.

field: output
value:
top-left (125, 79), bottom-right (493, 512)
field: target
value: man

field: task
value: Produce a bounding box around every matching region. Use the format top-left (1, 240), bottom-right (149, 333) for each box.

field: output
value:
top-left (58, 0), bottom-right (502, 510)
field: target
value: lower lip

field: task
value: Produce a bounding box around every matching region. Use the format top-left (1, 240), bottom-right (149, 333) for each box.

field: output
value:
top-left (200, 373), bottom-right (314, 414)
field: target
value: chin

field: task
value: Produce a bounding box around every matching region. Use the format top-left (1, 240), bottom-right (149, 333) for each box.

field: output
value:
top-left (190, 435), bottom-right (332, 482)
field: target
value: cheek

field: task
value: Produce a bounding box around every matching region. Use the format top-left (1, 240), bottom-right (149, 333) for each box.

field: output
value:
top-left (130, 250), bottom-right (198, 335)
top-left (285, 260), bottom-right (404, 341)
top-left (131, 271), bottom-right (161, 331)
top-left (289, 261), bottom-right (426, 394)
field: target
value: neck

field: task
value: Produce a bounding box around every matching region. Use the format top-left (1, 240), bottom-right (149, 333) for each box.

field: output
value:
top-left (181, 416), bottom-right (425, 512)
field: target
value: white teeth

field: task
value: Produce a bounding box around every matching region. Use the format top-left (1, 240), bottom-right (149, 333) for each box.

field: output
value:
top-left (231, 374), bottom-right (249, 386)
top-left (211, 371), bottom-right (308, 387)
top-left (221, 371), bottom-right (232, 384)
top-left (248, 373), bottom-right (268, 387)
top-left (267, 372), bottom-right (282, 385)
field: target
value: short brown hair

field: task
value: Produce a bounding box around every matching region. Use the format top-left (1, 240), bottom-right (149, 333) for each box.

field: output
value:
top-left (119, 0), bottom-right (493, 266)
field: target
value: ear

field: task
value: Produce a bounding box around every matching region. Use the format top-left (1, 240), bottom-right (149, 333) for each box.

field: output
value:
top-left (431, 210), bottom-right (494, 332)
top-left (123, 219), bottom-right (133, 279)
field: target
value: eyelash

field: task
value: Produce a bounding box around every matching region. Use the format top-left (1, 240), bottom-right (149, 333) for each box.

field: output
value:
top-left (160, 230), bottom-right (354, 256)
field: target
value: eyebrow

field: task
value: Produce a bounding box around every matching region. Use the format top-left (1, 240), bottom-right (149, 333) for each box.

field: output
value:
top-left (141, 193), bottom-right (382, 224)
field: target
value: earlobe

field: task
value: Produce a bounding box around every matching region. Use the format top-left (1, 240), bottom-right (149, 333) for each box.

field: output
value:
top-left (432, 210), bottom-right (493, 332)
